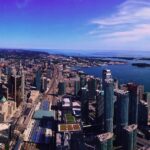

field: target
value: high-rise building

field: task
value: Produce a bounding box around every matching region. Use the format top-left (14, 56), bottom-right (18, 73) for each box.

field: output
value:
top-left (74, 81), bottom-right (80, 96)
top-left (114, 79), bottom-right (119, 89)
top-left (35, 69), bottom-right (42, 91)
top-left (115, 90), bottom-right (129, 129)
top-left (58, 82), bottom-right (66, 95)
top-left (127, 83), bottom-right (140, 124)
top-left (138, 85), bottom-right (144, 100)
top-left (80, 75), bottom-right (86, 88)
top-left (96, 90), bottom-right (104, 130)
top-left (21, 70), bottom-right (25, 102)
top-left (114, 89), bottom-right (129, 144)
top-left (81, 87), bottom-right (89, 124)
top-left (96, 132), bottom-right (113, 150)
top-left (102, 69), bottom-right (112, 90)
top-left (9, 75), bottom-right (21, 108)
top-left (123, 124), bottom-right (137, 150)
top-left (104, 78), bottom-right (114, 132)
top-left (143, 92), bottom-right (150, 125)
top-left (41, 77), bottom-right (47, 92)
top-left (138, 100), bottom-right (148, 126)
top-left (88, 76), bottom-right (97, 100)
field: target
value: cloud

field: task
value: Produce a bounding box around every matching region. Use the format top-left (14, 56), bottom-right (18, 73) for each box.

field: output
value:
top-left (16, 0), bottom-right (31, 9)
top-left (89, 0), bottom-right (150, 46)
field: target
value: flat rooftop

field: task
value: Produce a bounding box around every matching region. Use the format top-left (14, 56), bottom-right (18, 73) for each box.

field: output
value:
top-left (124, 124), bottom-right (137, 132)
top-left (0, 123), bottom-right (10, 131)
top-left (58, 124), bottom-right (81, 132)
top-left (97, 132), bottom-right (113, 142)
top-left (33, 110), bottom-right (55, 120)
top-left (114, 89), bottom-right (129, 95)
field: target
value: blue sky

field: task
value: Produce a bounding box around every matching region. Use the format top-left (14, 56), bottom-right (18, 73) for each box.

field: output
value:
top-left (0, 0), bottom-right (150, 51)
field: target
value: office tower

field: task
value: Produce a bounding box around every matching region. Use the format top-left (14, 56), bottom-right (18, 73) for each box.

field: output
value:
top-left (47, 68), bottom-right (52, 78)
top-left (81, 87), bottom-right (89, 123)
top-left (102, 69), bottom-right (112, 89)
top-left (123, 124), bottom-right (137, 150)
top-left (70, 133), bottom-right (85, 150)
top-left (143, 92), bottom-right (150, 124)
top-left (138, 85), bottom-right (144, 100)
top-left (104, 78), bottom-right (114, 132)
top-left (9, 75), bottom-right (21, 108)
top-left (58, 82), bottom-right (66, 95)
top-left (96, 132), bottom-right (113, 150)
top-left (96, 90), bottom-right (104, 130)
top-left (41, 77), bottom-right (47, 92)
top-left (35, 69), bottom-right (42, 91)
top-left (0, 84), bottom-right (9, 100)
top-left (138, 100), bottom-right (148, 126)
top-left (114, 79), bottom-right (119, 89)
top-left (115, 90), bottom-right (129, 128)
top-left (115, 90), bottom-right (129, 144)
top-left (21, 69), bottom-right (25, 102)
top-left (88, 76), bottom-right (97, 100)
top-left (80, 75), bottom-right (86, 88)
top-left (127, 83), bottom-right (140, 124)
top-left (74, 81), bottom-right (80, 96)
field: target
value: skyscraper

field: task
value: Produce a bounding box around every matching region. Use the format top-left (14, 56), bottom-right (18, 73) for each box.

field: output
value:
top-left (88, 76), bottom-right (97, 100)
top-left (127, 83), bottom-right (140, 124)
top-left (21, 69), bottom-right (25, 102)
top-left (102, 69), bottom-right (112, 90)
top-left (35, 69), bottom-right (42, 91)
top-left (81, 87), bottom-right (89, 124)
top-left (96, 90), bottom-right (104, 130)
top-left (58, 82), bottom-right (66, 95)
top-left (96, 132), bottom-right (113, 150)
top-left (74, 81), bottom-right (80, 96)
top-left (104, 78), bottom-right (114, 132)
top-left (9, 75), bottom-right (21, 108)
top-left (138, 100), bottom-right (148, 126)
top-left (123, 124), bottom-right (137, 150)
top-left (114, 89), bottom-right (129, 144)
top-left (115, 89), bottom-right (129, 129)
top-left (80, 75), bottom-right (86, 88)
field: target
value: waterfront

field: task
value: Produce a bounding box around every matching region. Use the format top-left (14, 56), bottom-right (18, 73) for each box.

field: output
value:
top-left (76, 63), bottom-right (150, 92)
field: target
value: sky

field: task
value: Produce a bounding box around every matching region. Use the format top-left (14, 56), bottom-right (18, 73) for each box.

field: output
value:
top-left (0, 0), bottom-right (150, 51)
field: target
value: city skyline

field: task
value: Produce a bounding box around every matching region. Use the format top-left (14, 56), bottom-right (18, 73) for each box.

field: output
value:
top-left (0, 0), bottom-right (150, 51)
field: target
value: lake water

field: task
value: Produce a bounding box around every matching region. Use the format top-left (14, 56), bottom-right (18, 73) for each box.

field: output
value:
top-left (76, 63), bottom-right (150, 92)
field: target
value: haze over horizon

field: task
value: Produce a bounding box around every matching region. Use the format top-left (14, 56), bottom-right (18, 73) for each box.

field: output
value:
top-left (0, 0), bottom-right (150, 51)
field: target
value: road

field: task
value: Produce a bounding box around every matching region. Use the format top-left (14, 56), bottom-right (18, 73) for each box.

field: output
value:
top-left (44, 64), bottom-right (62, 107)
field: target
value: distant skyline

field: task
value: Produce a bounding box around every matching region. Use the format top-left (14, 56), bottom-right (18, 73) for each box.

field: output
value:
top-left (0, 0), bottom-right (150, 51)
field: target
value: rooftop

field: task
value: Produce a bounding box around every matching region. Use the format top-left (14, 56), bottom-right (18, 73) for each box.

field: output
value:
top-left (124, 124), bottom-right (137, 132)
top-left (58, 124), bottom-right (81, 132)
top-left (97, 132), bottom-right (113, 142)
top-left (0, 123), bottom-right (10, 131)
top-left (33, 110), bottom-right (55, 120)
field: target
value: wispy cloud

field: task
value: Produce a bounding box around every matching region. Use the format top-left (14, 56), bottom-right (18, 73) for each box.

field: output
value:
top-left (89, 0), bottom-right (150, 45)
top-left (16, 0), bottom-right (31, 9)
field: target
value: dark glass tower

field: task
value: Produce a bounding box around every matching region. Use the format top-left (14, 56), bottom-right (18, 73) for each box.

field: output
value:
top-left (127, 83), bottom-right (140, 124)
top-left (104, 78), bottom-right (114, 132)
top-left (88, 76), bottom-right (97, 100)
top-left (102, 69), bottom-right (112, 90)
top-left (115, 90), bottom-right (129, 129)
top-left (81, 87), bottom-right (89, 124)
top-left (123, 124), bottom-right (137, 150)
top-left (58, 82), bottom-right (66, 95)
top-left (114, 89), bottom-right (129, 144)
top-left (74, 81), bottom-right (80, 96)
top-left (35, 69), bottom-right (42, 91)
top-left (96, 90), bottom-right (104, 130)
top-left (80, 75), bottom-right (86, 88)
top-left (96, 132), bottom-right (113, 150)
